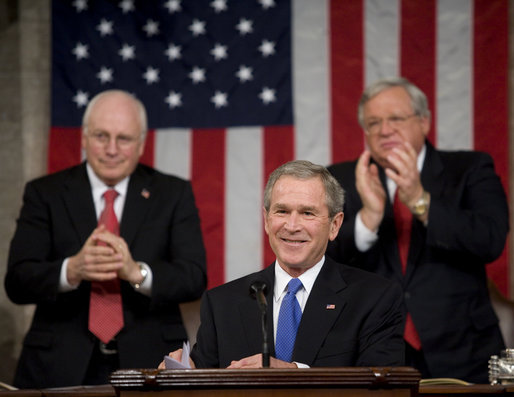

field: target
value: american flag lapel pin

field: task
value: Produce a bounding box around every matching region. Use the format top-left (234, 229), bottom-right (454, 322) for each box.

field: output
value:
top-left (326, 304), bottom-right (336, 310)
top-left (141, 188), bottom-right (150, 199)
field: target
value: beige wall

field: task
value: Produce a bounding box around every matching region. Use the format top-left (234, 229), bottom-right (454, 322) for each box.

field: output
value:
top-left (0, 0), bottom-right (513, 385)
top-left (0, 0), bottom-right (49, 383)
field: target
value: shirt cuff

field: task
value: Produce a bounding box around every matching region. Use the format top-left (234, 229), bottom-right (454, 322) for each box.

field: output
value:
top-left (355, 211), bottom-right (378, 252)
top-left (59, 258), bottom-right (79, 292)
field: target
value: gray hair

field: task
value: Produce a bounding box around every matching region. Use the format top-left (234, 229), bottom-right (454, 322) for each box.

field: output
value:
top-left (82, 90), bottom-right (148, 140)
top-left (263, 160), bottom-right (345, 218)
top-left (357, 77), bottom-right (431, 128)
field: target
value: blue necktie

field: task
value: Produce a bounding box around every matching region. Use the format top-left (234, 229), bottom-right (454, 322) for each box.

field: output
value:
top-left (275, 278), bottom-right (303, 362)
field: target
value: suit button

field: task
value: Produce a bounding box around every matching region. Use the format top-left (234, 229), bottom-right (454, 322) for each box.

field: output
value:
top-left (404, 292), bottom-right (411, 299)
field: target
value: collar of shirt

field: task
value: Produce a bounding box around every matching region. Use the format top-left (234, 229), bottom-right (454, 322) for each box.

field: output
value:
top-left (86, 163), bottom-right (130, 220)
top-left (387, 143), bottom-right (426, 201)
top-left (273, 256), bottom-right (325, 310)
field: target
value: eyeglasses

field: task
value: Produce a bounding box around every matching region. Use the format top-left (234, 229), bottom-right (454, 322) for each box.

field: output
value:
top-left (88, 131), bottom-right (141, 148)
top-left (364, 114), bottom-right (418, 135)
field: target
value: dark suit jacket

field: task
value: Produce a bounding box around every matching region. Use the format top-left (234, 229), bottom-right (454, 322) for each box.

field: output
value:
top-left (191, 257), bottom-right (405, 368)
top-left (327, 141), bottom-right (508, 383)
top-left (5, 163), bottom-right (207, 388)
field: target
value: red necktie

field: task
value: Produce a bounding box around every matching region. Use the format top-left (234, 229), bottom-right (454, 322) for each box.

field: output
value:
top-left (393, 190), bottom-right (422, 350)
top-left (88, 189), bottom-right (124, 344)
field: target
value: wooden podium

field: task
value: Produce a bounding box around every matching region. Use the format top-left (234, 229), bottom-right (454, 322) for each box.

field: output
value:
top-left (109, 367), bottom-right (420, 397)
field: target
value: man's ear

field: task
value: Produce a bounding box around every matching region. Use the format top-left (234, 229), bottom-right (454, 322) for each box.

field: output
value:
top-left (329, 212), bottom-right (344, 241)
top-left (262, 207), bottom-right (270, 235)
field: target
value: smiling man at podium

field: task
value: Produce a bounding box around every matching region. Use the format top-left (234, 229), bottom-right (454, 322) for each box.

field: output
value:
top-left (161, 160), bottom-right (405, 369)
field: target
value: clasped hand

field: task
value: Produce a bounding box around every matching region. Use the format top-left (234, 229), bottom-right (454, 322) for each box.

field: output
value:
top-left (66, 224), bottom-right (140, 286)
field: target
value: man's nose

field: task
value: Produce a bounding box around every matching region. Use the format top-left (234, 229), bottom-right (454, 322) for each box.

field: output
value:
top-left (284, 212), bottom-right (301, 230)
top-left (378, 118), bottom-right (395, 135)
top-left (105, 137), bottom-right (119, 153)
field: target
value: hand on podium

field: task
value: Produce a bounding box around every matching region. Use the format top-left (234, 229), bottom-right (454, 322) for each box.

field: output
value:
top-left (227, 354), bottom-right (298, 369)
top-left (159, 342), bottom-right (196, 370)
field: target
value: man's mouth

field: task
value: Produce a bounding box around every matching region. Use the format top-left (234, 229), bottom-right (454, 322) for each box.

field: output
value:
top-left (281, 238), bottom-right (307, 244)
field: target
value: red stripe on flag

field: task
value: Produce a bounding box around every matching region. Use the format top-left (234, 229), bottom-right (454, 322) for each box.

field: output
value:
top-left (140, 129), bottom-right (155, 168)
top-left (191, 129), bottom-right (226, 289)
top-left (400, 0), bottom-right (437, 144)
top-left (263, 125), bottom-right (295, 268)
top-left (473, 0), bottom-right (509, 296)
top-left (330, 0), bottom-right (365, 164)
top-left (48, 127), bottom-right (82, 173)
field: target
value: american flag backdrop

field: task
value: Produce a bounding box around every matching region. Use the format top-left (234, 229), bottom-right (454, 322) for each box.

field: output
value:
top-left (49, 0), bottom-right (510, 294)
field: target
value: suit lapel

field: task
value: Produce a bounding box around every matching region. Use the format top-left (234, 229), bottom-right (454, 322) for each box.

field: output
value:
top-left (62, 164), bottom-right (97, 243)
top-left (120, 165), bottom-right (154, 246)
top-left (293, 258), bottom-right (347, 365)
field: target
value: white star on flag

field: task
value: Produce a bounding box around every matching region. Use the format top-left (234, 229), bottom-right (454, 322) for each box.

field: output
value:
top-left (143, 20), bottom-right (159, 37)
top-left (143, 67), bottom-right (160, 84)
top-left (118, 44), bottom-right (135, 61)
top-left (165, 91), bottom-right (182, 108)
top-left (211, 91), bottom-right (228, 108)
top-left (236, 65), bottom-right (253, 83)
top-left (72, 0), bottom-right (88, 12)
top-left (211, 0), bottom-right (227, 13)
top-left (72, 43), bottom-right (89, 60)
top-left (259, 87), bottom-right (276, 104)
top-left (189, 67), bottom-right (206, 84)
top-left (236, 18), bottom-right (253, 35)
top-left (97, 19), bottom-right (113, 36)
top-left (258, 40), bottom-right (275, 57)
top-left (165, 44), bottom-right (182, 61)
top-left (118, 0), bottom-right (134, 13)
top-left (72, 91), bottom-right (89, 107)
top-left (259, 0), bottom-right (275, 9)
top-left (164, 0), bottom-right (181, 14)
top-left (189, 19), bottom-right (206, 36)
top-left (97, 67), bottom-right (113, 84)
top-left (211, 44), bottom-right (228, 61)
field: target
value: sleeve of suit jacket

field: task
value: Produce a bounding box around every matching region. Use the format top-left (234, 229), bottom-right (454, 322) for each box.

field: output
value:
top-left (425, 151), bottom-right (508, 263)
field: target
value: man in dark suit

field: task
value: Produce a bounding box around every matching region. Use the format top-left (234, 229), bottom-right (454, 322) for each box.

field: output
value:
top-left (161, 160), bottom-right (405, 369)
top-left (327, 77), bottom-right (508, 383)
top-left (5, 90), bottom-right (207, 388)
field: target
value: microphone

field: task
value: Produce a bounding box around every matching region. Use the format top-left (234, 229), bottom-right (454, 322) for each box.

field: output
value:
top-left (249, 281), bottom-right (270, 367)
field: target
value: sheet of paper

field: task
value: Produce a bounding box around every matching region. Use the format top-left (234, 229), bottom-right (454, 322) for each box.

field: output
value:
top-left (163, 341), bottom-right (191, 369)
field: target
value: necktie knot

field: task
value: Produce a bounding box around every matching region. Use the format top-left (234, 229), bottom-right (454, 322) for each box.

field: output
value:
top-left (287, 278), bottom-right (303, 296)
top-left (103, 189), bottom-right (118, 203)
